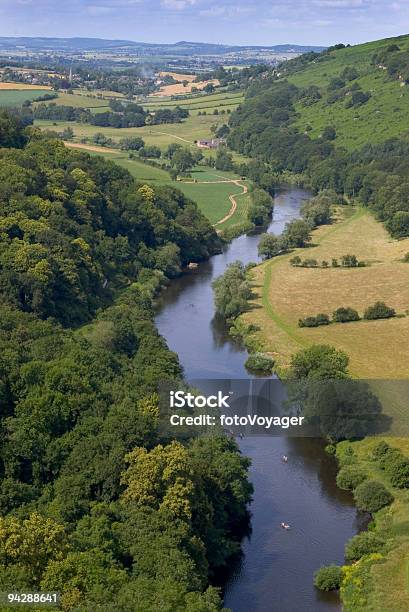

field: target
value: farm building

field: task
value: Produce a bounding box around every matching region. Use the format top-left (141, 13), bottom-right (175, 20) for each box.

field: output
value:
top-left (196, 138), bottom-right (226, 149)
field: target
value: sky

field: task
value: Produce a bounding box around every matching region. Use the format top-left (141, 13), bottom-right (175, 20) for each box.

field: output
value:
top-left (0, 0), bottom-right (408, 47)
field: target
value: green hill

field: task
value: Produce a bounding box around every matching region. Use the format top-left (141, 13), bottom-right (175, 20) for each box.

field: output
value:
top-left (284, 34), bottom-right (409, 149)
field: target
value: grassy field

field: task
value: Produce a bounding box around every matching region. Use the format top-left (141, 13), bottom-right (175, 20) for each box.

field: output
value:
top-left (286, 33), bottom-right (409, 149)
top-left (65, 143), bottom-right (249, 229)
top-left (241, 207), bottom-right (409, 383)
top-left (0, 89), bottom-right (51, 107)
top-left (43, 92), bottom-right (110, 109)
top-left (143, 90), bottom-right (244, 116)
top-left (35, 112), bottom-right (228, 148)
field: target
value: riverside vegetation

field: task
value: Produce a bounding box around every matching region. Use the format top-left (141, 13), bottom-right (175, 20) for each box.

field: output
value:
top-left (211, 33), bottom-right (409, 610)
top-left (0, 111), bottom-right (253, 611)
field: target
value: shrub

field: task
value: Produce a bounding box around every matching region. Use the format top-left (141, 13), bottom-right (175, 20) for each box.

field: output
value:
top-left (341, 254), bottom-right (358, 267)
top-left (345, 532), bottom-right (385, 562)
top-left (332, 307), bottom-right (360, 323)
top-left (354, 480), bottom-right (393, 513)
top-left (298, 313), bottom-right (330, 328)
top-left (378, 447), bottom-right (402, 471)
top-left (314, 565), bottom-right (343, 591)
top-left (245, 353), bottom-right (275, 374)
top-left (302, 258), bottom-right (318, 268)
top-left (325, 444), bottom-right (336, 455)
top-left (403, 252), bottom-right (409, 263)
top-left (331, 258), bottom-right (339, 267)
top-left (371, 441), bottom-right (391, 460)
top-left (336, 466), bottom-right (366, 490)
top-left (364, 301), bottom-right (396, 320)
top-left (290, 255), bottom-right (301, 266)
top-left (389, 458), bottom-right (409, 489)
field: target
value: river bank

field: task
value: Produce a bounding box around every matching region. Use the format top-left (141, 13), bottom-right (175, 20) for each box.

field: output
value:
top-left (154, 186), bottom-right (360, 611)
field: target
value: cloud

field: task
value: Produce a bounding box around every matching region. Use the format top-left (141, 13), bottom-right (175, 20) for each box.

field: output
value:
top-left (161, 0), bottom-right (197, 10)
top-left (312, 0), bottom-right (370, 7)
top-left (87, 5), bottom-right (114, 15)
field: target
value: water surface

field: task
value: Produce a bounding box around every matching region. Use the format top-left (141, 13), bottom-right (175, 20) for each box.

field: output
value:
top-left (155, 188), bottom-right (359, 612)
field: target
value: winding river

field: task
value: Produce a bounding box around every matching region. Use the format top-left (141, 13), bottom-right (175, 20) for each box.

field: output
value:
top-left (155, 187), bottom-right (361, 612)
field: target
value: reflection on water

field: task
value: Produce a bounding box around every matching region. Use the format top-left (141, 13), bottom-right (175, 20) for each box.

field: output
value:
top-left (155, 187), bottom-right (359, 611)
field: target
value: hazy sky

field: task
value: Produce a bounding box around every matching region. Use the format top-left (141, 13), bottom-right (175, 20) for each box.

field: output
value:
top-left (0, 0), bottom-right (408, 46)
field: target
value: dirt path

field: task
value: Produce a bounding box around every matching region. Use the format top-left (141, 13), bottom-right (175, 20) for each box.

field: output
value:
top-left (64, 141), bottom-right (119, 154)
top-left (151, 131), bottom-right (193, 144)
top-left (180, 173), bottom-right (248, 226)
top-left (214, 180), bottom-right (248, 226)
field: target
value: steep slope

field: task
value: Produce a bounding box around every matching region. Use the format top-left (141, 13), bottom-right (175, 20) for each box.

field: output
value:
top-left (283, 34), bottom-right (409, 149)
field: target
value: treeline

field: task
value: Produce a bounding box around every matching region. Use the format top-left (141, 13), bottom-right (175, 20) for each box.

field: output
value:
top-left (258, 191), bottom-right (336, 260)
top-left (32, 100), bottom-right (189, 128)
top-left (0, 110), bottom-right (252, 608)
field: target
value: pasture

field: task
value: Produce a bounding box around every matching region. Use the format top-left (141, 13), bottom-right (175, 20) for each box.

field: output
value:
top-left (0, 89), bottom-right (51, 107)
top-left (241, 207), bottom-right (409, 381)
top-left (64, 142), bottom-right (249, 230)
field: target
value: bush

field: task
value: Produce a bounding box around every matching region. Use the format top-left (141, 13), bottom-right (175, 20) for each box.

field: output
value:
top-left (341, 254), bottom-right (358, 267)
top-left (325, 444), bottom-right (336, 455)
top-left (403, 252), bottom-right (409, 263)
top-left (345, 531), bottom-right (385, 562)
top-left (372, 441), bottom-right (391, 460)
top-left (332, 307), bottom-right (360, 323)
top-left (290, 256), bottom-right (301, 266)
top-left (302, 258), bottom-right (319, 268)
top-left (354, 480), bottom-right (393, 513)
top-left (378, 447), bottom-right (402, 471)
top-left (298, 313), bottom-right (330, 328)
top-left (245, 353), bottom-right (275, 374)
top-left (314, 565), bottom-right (343, 591)
top-left (364, 301), bottom-right (396, 320)
top-left (336, 466), bottom-right (366, 490)
top-left (389, 458), bottom-right (409, 489)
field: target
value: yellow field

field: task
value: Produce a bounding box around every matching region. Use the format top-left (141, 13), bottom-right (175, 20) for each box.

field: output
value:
top-left (152, 79), bottom-right (219, 97)
top-left (242, 208), bottom-right (409, 379)
top-left (158, 71), bottom-right (196, 82)
top-left (0, 82), bottom-right (50, 90)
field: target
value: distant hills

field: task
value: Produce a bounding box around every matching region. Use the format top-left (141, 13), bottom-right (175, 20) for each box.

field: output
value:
top-left (0, 37), bottom-right (325, 55)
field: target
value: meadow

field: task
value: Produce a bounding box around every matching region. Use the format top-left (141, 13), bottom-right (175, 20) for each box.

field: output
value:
top-left (35, 112), bottom-right (228, 148)
top-left (0, 88), bottom-right (51, 106)
top-left (65, 143), bottom-right (249, 230)
top-left (287, 33), bottom-right (409, 149)
top-left (241, 207), bottom-right (409, 382)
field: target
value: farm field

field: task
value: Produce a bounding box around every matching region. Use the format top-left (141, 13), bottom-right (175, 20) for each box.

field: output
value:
top-left (39, 92), bottom-right (110, 109)
top-left (241, 207), bottom-right (409, 384)
top-left (0, 82), bottom-right (50, 90)
top-left (144, 90), bottom-right (244, 114)
top-left (0, 88), bottom-right (51, 106)
top-left (35, 112), bottom-right (228, 147)
top-left (64, 142), bottom-right (249, 229)
top-left (152, 76), bottom-right (219, 97)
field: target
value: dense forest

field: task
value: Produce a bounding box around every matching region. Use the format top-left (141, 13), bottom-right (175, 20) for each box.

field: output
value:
top-left (0, 111), bottom-right (252, 610)
top-left (227, 62), bottom-right (409, 238)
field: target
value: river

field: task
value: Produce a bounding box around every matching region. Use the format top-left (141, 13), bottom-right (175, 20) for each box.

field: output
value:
top-left (155, 187), bottom-right (361, 612)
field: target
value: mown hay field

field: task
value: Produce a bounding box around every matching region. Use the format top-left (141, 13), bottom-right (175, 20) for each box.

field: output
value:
top-left (242, 207), bottom-right (409, 380)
